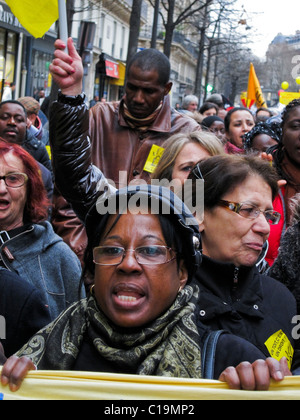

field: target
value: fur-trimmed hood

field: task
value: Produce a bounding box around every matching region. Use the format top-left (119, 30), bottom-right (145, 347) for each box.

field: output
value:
top-left (290, 193), bottom-right (300, 224)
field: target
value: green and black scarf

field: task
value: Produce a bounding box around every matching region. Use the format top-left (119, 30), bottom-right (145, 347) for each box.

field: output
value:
top-left (17, 282), bottom-right (202, 378)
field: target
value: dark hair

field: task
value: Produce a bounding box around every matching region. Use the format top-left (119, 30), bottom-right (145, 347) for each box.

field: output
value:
top-left (256, 107), bottom-right (272, 116)
top-left (0, 100), bottom-right (27, 117)
top-left (127, 49), bottom-right (171, 86)
top-left (268, 98), bottom-right (300, 181)
top-left (243, 121), bottom-right (281, 150)
top-left (199, 102), bottom-right (219, 115)
top-left (189, 154), bottom-right (279, 208)
top-left (281, 98), bottom-right (300, 130)
top-left (224, 107), bottom-right (254, 132)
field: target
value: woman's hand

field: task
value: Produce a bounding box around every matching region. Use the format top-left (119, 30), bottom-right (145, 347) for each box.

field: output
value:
top-left (219, 357), bottom-right (291, 391)
top-left (260, 152), bottom-right (287, 188)
top-left (49, 37), bottom-right (83, 96)
top-left (1, 356), bottom-right (36, 392)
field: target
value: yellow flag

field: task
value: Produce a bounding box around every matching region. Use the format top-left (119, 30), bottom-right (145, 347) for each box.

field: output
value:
top-left (5, 0), bottom-right (59, 38)
top-left (245, 63), bottom-right (267, 109)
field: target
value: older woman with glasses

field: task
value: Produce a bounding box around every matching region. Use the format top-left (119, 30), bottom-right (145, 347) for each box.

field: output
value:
top-left (188, 154), bottom-right (300, 373)
top-left (0, 142), bottom-right (83, 320)
top-left (0, 185), bottom-right (291, 392)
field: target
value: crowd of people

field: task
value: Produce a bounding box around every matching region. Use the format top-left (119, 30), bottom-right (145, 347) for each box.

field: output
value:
top-left (0, 37), bottom-right (300, 394)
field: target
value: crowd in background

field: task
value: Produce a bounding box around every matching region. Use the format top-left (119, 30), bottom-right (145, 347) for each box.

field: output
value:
top-left (0, 38), bottom-right (299, 392)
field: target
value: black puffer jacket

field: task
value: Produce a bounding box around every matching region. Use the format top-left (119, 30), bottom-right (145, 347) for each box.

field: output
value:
top-left (195, 255), bottom-right (299, 370)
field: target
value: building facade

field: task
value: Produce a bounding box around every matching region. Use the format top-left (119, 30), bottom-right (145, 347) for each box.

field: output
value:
top-left (0, 0), bottom-right (198, 106)
top-left (0, 0), bottom-right (57, 100)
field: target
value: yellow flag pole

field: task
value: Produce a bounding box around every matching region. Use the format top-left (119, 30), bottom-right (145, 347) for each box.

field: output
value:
top-left (58, 0), bottom-right (68, 49)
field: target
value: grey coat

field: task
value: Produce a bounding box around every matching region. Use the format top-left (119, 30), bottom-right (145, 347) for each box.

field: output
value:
top-left (0, 221), bottom-right (83, 320)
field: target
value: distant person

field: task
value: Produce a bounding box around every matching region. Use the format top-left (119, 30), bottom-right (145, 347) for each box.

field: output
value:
top-left (1, 83), bottom-right (15, 102)
top-left (256, 107), bottom-right (273, 123)
top-left (18, 96), bottom-right (49, 145)
top-left (224, 107), bottom-right (255, 154)
top-left (180, 95), bottom-right (199, 116)
top-left (243, 121), bottom-right (281, 155)
top-left (199, 102), bottom-right (219, 118)
top-left (89, 95), bottom-right (99, 108)
top-left (201, 116), bottom-right (226, 144)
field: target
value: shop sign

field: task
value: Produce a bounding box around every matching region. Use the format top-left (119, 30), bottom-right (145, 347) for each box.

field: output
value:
top-left (105, 60), bottom-right (119, 79)
top-left (0, 4), bottom-right (22, 30)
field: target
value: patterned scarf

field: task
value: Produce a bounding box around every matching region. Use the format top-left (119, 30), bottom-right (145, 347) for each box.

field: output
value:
top-left (122, 101), bottom-right (163, 132)
top-left (16, 282), bottom-right (202, 378)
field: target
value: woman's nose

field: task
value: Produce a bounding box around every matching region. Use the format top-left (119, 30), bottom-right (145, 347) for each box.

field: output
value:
top-left (117, 250), bottom-right (143, 274)
top-left (0, 179), bottom-right (8, 192)
top-left (252, 213), bottom-right (271, 236)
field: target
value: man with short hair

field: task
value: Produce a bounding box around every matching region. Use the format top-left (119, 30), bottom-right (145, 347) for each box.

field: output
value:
top-left (0, 101), bottom-right (53, 200)
top-left (49, 38), bottom-right (200, 262)
top-left (18, 96), bottom-right (49, 145)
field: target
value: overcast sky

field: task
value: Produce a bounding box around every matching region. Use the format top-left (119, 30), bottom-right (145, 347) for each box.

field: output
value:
top-left (236, 0), bottom-right (300, 57)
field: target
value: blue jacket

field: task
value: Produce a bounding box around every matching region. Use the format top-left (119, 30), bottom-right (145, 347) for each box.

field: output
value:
top-left (0, 221), bottom-right (84, 320)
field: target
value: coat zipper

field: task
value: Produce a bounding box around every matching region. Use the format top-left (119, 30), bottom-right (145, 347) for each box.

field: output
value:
top-left (0, 226), bottom-right (34, 271)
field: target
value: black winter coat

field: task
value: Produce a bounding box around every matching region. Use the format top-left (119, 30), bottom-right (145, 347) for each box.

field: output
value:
top-left (0, 269), bottom-right (51, 357)
top-left (194, 255), bottom-right (299, 370)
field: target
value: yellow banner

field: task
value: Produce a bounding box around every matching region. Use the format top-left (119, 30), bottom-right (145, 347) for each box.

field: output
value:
top-left (1, 370), bottom-right (300, 400)
top-left (5, 0), bottom-right (59, 38)
top-left (279, 92), bottom-right (300, 106)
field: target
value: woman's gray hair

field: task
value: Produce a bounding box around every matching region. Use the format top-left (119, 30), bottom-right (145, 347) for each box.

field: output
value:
top-left (182, 95), bottom-right (199, 110)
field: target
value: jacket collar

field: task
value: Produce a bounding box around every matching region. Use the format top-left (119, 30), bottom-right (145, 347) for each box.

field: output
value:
top-left (195, 255), bottom-right (264, 320)
top-left (118, 95), bottom-right (172, 133)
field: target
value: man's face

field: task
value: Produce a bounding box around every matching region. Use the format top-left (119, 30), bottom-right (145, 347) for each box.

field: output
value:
top-left (0, 103), bottom-right (27, 144)
top-left (125, 65), bottom-right (172, 119)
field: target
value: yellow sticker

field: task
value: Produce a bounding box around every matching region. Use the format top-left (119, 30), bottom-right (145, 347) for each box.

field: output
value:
top-left (46, 145), bottom-right (52, 160)
top-left (264, 330), bottom-right (294, 369)
top-left (143, 145), bottom-right (165, 174)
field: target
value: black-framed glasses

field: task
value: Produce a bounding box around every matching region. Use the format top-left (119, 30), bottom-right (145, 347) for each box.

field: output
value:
top-left (218, 200), bottom-right (281, 225)
top-left (93, 245), bottom-right (177, 266)
top-left (0, 173), bottom-right (28, 188)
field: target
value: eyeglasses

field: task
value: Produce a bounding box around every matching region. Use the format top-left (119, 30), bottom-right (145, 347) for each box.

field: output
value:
top-left (218, 200), bottom-right (281, 225)
top-left (93, 245), bottom-right (177, 266)
top-left (0, 173), bottom-right (28, 188)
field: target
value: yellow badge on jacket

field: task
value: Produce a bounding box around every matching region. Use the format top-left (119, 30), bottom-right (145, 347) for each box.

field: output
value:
top-left (143, 145), bottom-right (165, 174)
top-left (264, 330), bottom-right (294, 369)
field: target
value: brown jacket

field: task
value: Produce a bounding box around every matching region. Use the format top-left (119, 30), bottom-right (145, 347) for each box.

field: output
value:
top-left (50, 93), bottom-right (200, 263)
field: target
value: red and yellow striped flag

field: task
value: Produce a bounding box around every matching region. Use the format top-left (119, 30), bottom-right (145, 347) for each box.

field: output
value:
top-left (5, 0), bottom-right (59, 38)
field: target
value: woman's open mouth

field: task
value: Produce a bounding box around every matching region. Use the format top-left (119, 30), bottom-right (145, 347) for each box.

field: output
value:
top-left (112, 283), bottom-right (146, 308)
top-left (0, 199), bottom-right (10, 211)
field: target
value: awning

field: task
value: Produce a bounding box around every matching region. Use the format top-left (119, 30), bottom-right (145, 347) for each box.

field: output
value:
top-left (110, 61), bottom-right (126, 86)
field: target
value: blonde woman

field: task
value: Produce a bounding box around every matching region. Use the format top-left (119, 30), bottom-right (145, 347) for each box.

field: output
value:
top-left (152, 131), bottom-right (225, 184)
